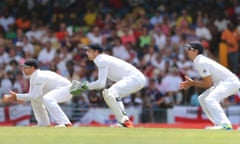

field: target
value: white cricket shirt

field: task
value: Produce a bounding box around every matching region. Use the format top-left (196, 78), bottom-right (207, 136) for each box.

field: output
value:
top-left (87, 54), bottom-right (144, 90)
top-left (193, 54), bottom-right (238, 85)
top-left (16, 70), bottom-right (71, 101)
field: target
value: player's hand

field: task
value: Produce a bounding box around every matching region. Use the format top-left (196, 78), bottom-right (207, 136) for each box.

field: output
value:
top-left (2, 94), bottom-right (16, 103)
top-left (2, 91), bottom-right (24, 104)
top-left (180, 76), bottom-right (194, 90)
top-left (70, 80), bottom-right (88, 95)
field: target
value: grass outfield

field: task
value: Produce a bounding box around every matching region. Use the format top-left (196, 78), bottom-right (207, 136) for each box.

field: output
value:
top-left (0, 127), bottom-right (239, 144)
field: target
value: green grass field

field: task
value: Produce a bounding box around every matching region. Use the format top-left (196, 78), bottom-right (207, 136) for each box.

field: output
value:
top-left (0, 126), bottom-right (239, 144)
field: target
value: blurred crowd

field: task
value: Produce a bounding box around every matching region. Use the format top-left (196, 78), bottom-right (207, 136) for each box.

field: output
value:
top-left (0, 0), bottom-right (240, 120)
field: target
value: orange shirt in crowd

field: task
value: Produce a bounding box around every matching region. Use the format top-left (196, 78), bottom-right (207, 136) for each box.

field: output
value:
top-left (15, 18), bottom-right (31, 31)
top-left (221, 29), bottom-right (238, 53)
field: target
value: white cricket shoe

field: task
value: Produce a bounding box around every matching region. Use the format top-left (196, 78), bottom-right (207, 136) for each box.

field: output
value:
top-left (109, 123), bottom-right (124, 128)
top-left (55, 124), bottom-right (66, 128)
top-left (205, 124), bottom-right (232, 130)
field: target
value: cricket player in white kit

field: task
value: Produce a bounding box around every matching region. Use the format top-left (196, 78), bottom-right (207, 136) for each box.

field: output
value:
top-left (70, 44), bottom-right (146, 128)
top-left (180, 41), bottom-right (240, 130)
top-left (3, 58), bottom-right (73, 127)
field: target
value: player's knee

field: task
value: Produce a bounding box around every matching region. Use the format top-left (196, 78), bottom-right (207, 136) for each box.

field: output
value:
top-left (102, 89), bottom-right (111, 99)
top-left (205, 97), bottom-right (216, 103)
top-left (43, 96), bottom-right (55, 104)
top-left (103, 88), bottom-right (117, 96)
top-left (102, 89), bottom-right (108, 96)
top-left (103, 89), bottom-right (119, 101)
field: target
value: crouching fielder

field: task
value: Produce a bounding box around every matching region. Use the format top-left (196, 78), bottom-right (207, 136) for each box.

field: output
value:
top-left (180, 41), bottom-right (240, 130)
top-left (3, 58), bottom-right (73, 127)
top-left (70, 44), bottom-right (146, 128)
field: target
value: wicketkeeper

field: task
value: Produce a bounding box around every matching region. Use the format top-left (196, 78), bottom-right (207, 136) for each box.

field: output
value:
top-left (70, 44), bottom-right (146, 128)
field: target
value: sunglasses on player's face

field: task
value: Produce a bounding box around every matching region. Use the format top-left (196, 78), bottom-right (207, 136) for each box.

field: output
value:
top-left (186, 47), bottom-right (195, 51)
top-left (184, 44), bottom-right (195, 51)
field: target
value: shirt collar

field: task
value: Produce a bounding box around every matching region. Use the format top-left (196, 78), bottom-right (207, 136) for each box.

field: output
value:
top-left (30, 69), bottom-right (39, 79)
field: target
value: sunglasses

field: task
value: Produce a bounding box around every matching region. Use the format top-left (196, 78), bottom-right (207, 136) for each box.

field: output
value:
top-left (184, 44), bottom-right (195, 51)
top-left (186, 47), bottom-right (195, 51)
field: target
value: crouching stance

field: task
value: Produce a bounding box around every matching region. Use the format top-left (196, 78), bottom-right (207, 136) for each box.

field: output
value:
top-left (180, 41), bottom-right (240, 130)
top-left (3, 59), bottom-right (73, 127)
top-left (70, 44), bottom-right (146, 128)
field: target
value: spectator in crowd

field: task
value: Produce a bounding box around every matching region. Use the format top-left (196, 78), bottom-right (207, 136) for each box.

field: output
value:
top-left (120, 26), bottom-right (136, 46)
top-left (0, 8), bottom-right (15, 32)
top-left (5, 24), bottom-right (17, 40)
top-left (142, 78), bottom-right (168, 122)
top-left (55, 22), bottom-right (69, 42)
top-left (1, 71), bottom-right (12, 95)
top-left (112, 37), bottom-right (130, 61)
top-left (214, 13), bottom-right (230, 33)
top-left (56, 46), bottom-right (73, 76)
top-left (150, 9), bottom-right (163, 26)
top-left (195, 19), bottom-right (212, 41)
top-left (87, 26), bottom-right (103, 45)
top-left (161, 66), bottom-right (183, 105)
top-left (0, 43), bottom-right (9, 69)
top-left (25, 23), bottom-right (43, 45)
top-left (221, 21), bottom-right (239, 74)
top-left (40, 28), bottom-right (60, 49)
top-left (37, 40), bottom-right (56, 69)
top-left (176, 9), bottom-right (192, 35)
top-left (15, 15), bottom-right (31, 31)
top-left (152, 26), bottom-right (167, 51)
top-left (84, 4), bottom-right (97, 26)
top-left (70, 28), bottom-right (90, 47)
top-left (22, 36), bottom-right (35, 56)
top-left (138, 26), bottom-right (152, 49)
top-left (143, 46), bottom-right (157, 65)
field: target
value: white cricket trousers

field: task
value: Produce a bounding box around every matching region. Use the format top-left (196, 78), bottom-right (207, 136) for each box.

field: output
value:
top-left (109, 74), bottom-right (146, 98)
top-left (198, 78), bottom-right (240, 126)
top-left (105, 74), bottom-right (146, 123)
top-left (31, 85), bottom-right (72, 126)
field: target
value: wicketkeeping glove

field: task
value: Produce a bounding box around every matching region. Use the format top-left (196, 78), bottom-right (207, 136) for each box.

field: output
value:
top-left (70, 80), bottom-right (88, 95)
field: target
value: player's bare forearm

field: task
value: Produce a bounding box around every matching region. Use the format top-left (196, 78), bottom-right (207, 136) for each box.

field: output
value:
top-left (191, 80), bottom-right (212, 88)
top-left (192, 76), bottom-right (212, 89)
top-left (180, 75), bottom-right (212, 90)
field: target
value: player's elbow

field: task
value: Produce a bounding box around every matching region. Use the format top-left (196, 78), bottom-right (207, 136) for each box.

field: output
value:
top-left (203, 81), bottom-right (213, 88)
top-left (95, 81), bottom-right (106, 89)
top-left (205, 83), bottom-right (213, 88)
top-left (99, 82), bottom-right (106, 89)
